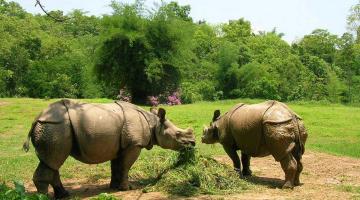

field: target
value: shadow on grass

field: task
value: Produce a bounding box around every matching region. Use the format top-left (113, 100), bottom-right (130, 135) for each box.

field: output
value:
top-left (244, 175), bottom-right (283, 189)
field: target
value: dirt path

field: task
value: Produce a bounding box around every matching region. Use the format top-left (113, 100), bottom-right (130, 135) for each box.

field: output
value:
top-left (25, 151), bottom-right (360, 199)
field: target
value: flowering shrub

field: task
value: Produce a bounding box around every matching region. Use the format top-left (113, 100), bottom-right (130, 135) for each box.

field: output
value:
top-left (117, 87), bottom-right (132, 102)
top-left (167, 91), bottom-right (181, 105)
top-left (148, 96), bottom-right (160, 106)
top-left (147, 91), bottom-right (181, 106)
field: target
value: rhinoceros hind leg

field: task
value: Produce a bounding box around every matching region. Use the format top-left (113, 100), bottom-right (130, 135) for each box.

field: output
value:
top-left (33, 161), bottom-right (69, 198)
top-left (33, 162), bottom-right (51, 195)
top-left (280, 154), bottom-right (297, 189)
top-left (292, 151), bottom-right (303, 186)
top-left (293, 160), bottom-right (303, 186)
top-left (52, 170), bottom-right (69, 199)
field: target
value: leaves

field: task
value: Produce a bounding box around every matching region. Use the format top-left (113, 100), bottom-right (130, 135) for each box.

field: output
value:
top-left (1, 0), bottom-right (360, 104)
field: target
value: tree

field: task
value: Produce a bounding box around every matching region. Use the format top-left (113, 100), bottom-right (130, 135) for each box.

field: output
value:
top-left (95, 1), bottom-right (194, 102)
top-left (0, 0), bottom-right (26, 18)
top-left (222, 18), bottom-right (252, 43)
top-left (236, 62), bottom-right (280, 100)
top-left (216, 41), bottom-right (240, 97)
top-left (347, 1), bottom-right (360, 41)
top-left (64, 10), bottom-right (100, 37)
top-left (296, 29), bottom-right (338, 64)
top-left (335, 33), bottom-right (360, 103)
top-left (159, 1), bottom-right (192, 22)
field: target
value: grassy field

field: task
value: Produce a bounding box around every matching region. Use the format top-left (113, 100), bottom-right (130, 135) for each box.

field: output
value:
top-left (0, 98), bottom-right (359, 197)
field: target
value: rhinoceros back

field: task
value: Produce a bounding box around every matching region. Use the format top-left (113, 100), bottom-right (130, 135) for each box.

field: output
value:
top-left (37, 101), bottom-right (68, 123)
top-left (228, 101), bottom-right (274, 156)
top-left (64, 99), bottom-right (124, 164)
top-left (228, 101), bottom-right (304, 161)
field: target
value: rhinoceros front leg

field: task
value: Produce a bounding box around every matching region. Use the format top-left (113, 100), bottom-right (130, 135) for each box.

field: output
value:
top-left (241, 153), bottom-right (252, 176)
top-left (223, 145), bottom-right (242, 177)
top-left (110, 146), bottom-right (141, 191)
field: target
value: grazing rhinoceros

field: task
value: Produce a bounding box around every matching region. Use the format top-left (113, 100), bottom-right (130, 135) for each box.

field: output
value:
top-left (201, 100), bottom-right (307, 189)
top-left (23, 99), bottom-right (195, 198)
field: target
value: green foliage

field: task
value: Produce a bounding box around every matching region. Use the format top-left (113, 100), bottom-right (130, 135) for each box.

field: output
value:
top-left (0, 181), bottom-right (120, 200)
top-left (0, 0), bottom-right (102, 99)
top-left (236, 62), bottom-right (280, 100)
top-left (222, 18), bottom-right (252, 42)
top-left (180, 81), bottom-right (219, 103)
top-left (95, 1), bottom-right (194, 102)
top-left (0, 0), bottom-right (360, 104)
top-left (0, 181), bottom-right (49, 200)
top-left (90, 193), bottom-right (118, 200)
top-left (136, 148), bottom-right (251, 196)
top-left (296, 29), bottom-right (338, 64)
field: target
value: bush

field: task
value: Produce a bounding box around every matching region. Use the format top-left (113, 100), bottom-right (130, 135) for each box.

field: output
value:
top-left (147, 91), bottom-right (182, 106)
top-left (117, 87), bottom-right (132, 102)
top-left (180, 81), bottom-right (220, 103)
top-left (0, 181), bottom-right (49, 200)
top-left (147, 96), bottom-right (160, 106)
top-left (180, 82), bottom-right (203, 104)
top-left (167, 91), bottom-right (182, 105)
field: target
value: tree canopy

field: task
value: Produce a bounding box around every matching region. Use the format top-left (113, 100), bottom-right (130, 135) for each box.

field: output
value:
top-left (0, 0), bottom-right (360, 104)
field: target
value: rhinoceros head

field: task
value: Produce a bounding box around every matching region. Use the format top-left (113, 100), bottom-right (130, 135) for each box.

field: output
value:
top-left (201, 109), bottom-right (221, 144)
top-left (151, 108), bottom-right (195, 150)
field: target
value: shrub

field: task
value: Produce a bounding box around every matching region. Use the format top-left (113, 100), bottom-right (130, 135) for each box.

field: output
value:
top-left (0, 181), bottom-right (49, 200)
top-left (147, 96), bottom-right (159, 106)
top-left (180, 85), bottom-right (203, 104)
top-left (147, 91), bottom-right (182, 106)
top-left (180, 81), bottom-right (220, 103)
top-left (167, 91), bottom-right (181, 105)
top-left (117, 87), bottom-right (132, 102)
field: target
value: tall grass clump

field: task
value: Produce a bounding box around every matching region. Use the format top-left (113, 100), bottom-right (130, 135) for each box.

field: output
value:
top-left (133, 147), bottom-right (251, 197)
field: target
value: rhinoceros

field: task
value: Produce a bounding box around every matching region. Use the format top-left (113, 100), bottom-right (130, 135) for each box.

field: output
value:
top-left (202, 100), bottom-right (307, 189)
top-left (23, 99), bottom-right (195, 198)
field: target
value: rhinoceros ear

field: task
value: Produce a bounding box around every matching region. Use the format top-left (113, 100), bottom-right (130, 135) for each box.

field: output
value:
top-left (212, 110), bottom-right (221, 122)
top-left (158, 108), bottom-right (166, 123)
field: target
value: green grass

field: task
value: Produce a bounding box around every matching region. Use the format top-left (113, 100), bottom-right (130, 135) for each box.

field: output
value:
top-left (0, 98), bottom-right (360, 197)
top-left (133, 148), bottom-right (251, 196)
top-left (338, 184), bottom-right (360, 200)
top-left (0, 181), bottom-right (118, 200)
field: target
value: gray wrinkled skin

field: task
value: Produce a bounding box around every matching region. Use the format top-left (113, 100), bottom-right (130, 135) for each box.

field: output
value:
top-left (202, 100), bottom-right (307, 189)
top-left (23, 99), bottom-right (195, 198)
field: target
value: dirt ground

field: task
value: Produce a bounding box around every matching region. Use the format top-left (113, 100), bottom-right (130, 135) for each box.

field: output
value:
top-left (25, 151), bottom-right (360, 200)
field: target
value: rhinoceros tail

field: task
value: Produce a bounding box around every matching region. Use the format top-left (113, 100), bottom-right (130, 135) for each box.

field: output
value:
top-left (23, 121), bottom-right (36, 152)
top-left (292, 117), bottom-right (304, 160)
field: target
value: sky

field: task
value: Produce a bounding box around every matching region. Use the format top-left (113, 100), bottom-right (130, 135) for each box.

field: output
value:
top-left (12, 0), bottom-right (358, 43)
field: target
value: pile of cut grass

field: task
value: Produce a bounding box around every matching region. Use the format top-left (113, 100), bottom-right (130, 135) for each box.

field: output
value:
top-left (132, 147), bottom-right (251, 197)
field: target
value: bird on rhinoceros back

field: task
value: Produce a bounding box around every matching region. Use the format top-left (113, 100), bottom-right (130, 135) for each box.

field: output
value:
top-left (202, 100), bottom-right (307, 189)
top-left (23, 99), bottom-right (195, 199)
